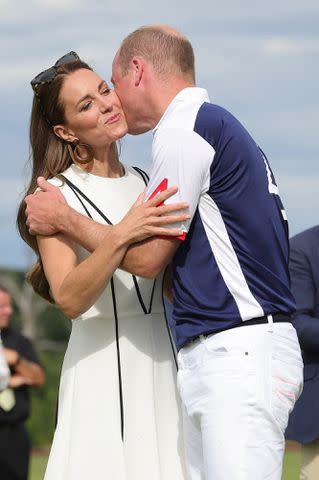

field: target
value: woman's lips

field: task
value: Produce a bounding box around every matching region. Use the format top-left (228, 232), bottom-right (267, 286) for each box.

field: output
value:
top-left (105, 113), bottom-right (120, 125)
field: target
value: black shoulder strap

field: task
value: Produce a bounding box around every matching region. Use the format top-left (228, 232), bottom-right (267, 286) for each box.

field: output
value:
top-left (60, 174), bottom-right (124, 439)
top-left (132, 166), bottom-right (149, 186)
top-left (61, 176), bottom-right (112, 225)
top-left (62, 174), bottom-right (156, 314)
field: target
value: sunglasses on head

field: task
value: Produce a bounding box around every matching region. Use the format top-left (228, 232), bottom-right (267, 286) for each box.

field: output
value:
top-left (31, 51), bottom-right (80, 94)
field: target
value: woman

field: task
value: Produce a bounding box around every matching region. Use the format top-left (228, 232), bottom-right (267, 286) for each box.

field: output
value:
top-left (17, 52), bottom-right (187, 479)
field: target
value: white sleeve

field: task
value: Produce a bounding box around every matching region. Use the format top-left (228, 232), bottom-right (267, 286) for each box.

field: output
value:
top-left (145, 128), bottom-right (213, 235)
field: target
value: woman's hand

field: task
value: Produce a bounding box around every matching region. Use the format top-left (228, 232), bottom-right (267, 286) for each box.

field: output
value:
top-left (115, 186), bottom-right (190, 245)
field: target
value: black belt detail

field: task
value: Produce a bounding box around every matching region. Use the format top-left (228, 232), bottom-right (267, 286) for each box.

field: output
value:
top-left (198, 313), bottom-right (292, 340)
top-left (236, 313), bottom-right (291, 328)
top-left (185, 313), bottom-right (292, 348)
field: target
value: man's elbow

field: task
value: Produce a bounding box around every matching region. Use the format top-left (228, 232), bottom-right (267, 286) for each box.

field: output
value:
top-left (138, 266), bottom-right (161, 280)
top-left (135, 258), bottom-right (166, 279)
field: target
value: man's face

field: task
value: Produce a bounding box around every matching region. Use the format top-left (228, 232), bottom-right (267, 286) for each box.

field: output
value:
top-left (111, 55), bottom-right (150, 135)
top-left (0, 291), bottom-right (13, 329)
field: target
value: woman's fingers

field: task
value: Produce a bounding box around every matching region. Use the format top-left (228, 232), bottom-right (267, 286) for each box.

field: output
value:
top-left (154, 202), bottom-right (189, 216)
top-left (133, 190), bottom-right (146, 207)
top-left (147, 227), bottom-right (184, 237)
top-left (147, 186), bottom-right (179, 206)
top-left (151, 214), bottom-right (190, 225)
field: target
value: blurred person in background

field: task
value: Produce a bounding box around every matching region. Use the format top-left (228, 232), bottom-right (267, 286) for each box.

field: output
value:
top-left (0, 285), bottom-right (45, 480)
top-left (286, 225), bottom-right (319, 480)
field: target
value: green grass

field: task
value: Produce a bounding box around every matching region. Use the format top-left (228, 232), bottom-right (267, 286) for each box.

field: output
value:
top-left (29, 449), bottom-right (300, 480)
top-left (30, 455), bottom-right (48, 480)
top-left (282, 449), bottom-right (301, 480)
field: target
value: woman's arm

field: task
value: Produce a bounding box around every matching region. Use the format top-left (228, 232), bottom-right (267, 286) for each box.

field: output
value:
top-left (38, 228), bottom-right (127, 319)
top-left (37, 191), bottom-right (187, 318)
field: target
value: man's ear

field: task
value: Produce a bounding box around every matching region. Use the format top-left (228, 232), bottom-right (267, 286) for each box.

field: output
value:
top-left (53, 124), bottom-right (77, 143)
top-left (132, 57), bottom-right (144, 87)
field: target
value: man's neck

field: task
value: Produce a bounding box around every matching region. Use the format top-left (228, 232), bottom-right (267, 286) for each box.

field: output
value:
top-left (150, 82), bottom-right (194, 129)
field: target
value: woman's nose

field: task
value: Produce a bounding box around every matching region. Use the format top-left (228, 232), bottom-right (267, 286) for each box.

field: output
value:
top-left (99, 96), bottom-right (112, 113)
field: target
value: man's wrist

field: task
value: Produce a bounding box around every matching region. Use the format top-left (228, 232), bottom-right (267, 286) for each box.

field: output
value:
top-left (112, 224), bottom-right (132, 250)
top-left (56, 203), bottom-right (73, 233)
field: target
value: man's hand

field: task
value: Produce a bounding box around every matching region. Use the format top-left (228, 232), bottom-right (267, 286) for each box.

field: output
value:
top-left (25, 177), bottom-right (67, 236)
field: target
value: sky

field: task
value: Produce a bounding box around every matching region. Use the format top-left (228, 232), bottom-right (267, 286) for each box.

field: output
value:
top-left (0, 0), bottom-right (318, 270)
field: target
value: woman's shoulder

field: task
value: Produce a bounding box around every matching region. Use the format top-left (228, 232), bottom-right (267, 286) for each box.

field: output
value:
top-left (47, 165), bottom-right (79, 189)
top-left (127, 165), bottom-right (149, 185)
top-left (46, 176), bottom-right (65, 188)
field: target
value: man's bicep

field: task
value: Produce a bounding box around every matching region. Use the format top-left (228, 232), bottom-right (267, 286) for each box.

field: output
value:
top-left (121, 236), bottom-right (180, 278)
top-left (146, 128), bottom-right (212, 233)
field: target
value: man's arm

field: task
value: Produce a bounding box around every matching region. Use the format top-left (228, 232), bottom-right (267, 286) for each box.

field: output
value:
top-left (25, 178), bottom-right (189, 277)
top-left (119, 128), bottom-right (213, 277)
top-left (25, 180), bottom-right (108, 247)
top-left (121, 236), bottom-right (180, 279)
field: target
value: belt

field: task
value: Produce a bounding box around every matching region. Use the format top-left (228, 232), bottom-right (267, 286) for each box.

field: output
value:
top-left (235, 313), bottom-right (291, 328)
top-left (186, 313), bottom-right (292, 346)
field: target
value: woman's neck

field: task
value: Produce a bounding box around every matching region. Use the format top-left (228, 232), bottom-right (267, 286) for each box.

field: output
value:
top-left (78, 144), bottom-right (123, 178)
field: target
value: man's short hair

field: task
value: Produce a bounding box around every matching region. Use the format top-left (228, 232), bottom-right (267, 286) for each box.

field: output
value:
top-left (118, 26), bottom-right (195, 82)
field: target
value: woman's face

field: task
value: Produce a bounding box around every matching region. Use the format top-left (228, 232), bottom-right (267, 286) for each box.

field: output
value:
top-left (57, 68), bottom-right (128, 147)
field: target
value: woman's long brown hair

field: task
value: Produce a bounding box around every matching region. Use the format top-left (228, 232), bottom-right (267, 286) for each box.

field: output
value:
top-left (17, 60), bottom-right (93, 302)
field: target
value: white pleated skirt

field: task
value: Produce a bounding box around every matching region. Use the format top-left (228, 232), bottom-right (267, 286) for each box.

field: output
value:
top-left (44, 313), bottom-right (186, 479)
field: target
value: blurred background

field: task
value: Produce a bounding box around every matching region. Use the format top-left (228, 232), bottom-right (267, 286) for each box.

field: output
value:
top-left (0, 0), bottom-right (318, 478)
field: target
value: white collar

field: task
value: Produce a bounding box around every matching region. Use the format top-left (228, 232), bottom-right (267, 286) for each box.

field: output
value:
top-left (153, 87), bottom-right (210, 133)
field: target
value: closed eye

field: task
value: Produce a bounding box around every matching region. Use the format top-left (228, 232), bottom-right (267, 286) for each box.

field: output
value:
top-left (80, 101), bottom-right (92, 112)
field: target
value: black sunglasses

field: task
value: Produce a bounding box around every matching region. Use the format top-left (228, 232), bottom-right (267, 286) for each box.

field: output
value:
top-left (31, 51), bottom-right (80, 93)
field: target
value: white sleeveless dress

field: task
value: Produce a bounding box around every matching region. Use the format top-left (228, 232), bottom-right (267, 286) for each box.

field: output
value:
top-left (43, 164), bottom-right (186, 480)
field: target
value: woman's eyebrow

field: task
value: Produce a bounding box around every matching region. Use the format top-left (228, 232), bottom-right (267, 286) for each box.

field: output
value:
top-left (76, 81), bottom-right (107, 106)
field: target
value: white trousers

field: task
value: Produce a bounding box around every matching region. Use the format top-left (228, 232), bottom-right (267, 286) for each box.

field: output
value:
top-left (177, 321), bottom-right (303, 480)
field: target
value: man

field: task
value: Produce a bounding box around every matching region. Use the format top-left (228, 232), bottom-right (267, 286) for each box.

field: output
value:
top-left (25, 26), bottom-right (303, 479)
top-left (0, 285), bottom-right (45, 480)
top-left (285, 225), bottom-right (319, 480)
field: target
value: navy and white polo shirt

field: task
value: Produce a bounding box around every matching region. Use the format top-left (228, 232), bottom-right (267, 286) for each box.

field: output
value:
top-left (145, 87), bottom-right (295, 350)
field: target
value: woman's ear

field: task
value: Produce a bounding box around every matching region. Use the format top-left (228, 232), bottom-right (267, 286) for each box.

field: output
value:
top-left (53, 124), bottom-right (77, 143)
